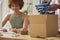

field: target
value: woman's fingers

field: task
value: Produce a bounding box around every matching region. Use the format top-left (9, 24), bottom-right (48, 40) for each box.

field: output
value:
top-left (12, 28), bottom-right (18, 33)
top-left (3, 29), bottom-right (7, 32)
top-left (0, 29), bottom-right (7, 32)
top-left (20, 28), bottom-right (28, 35)
top-left (48, 4), bottom-right (58, 11)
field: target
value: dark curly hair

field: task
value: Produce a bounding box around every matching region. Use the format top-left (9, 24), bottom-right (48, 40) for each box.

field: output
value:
top-left (8, 0), bottom-right (24, 9)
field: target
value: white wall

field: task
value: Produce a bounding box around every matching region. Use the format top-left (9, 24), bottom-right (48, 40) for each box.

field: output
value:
top-left (2, 0), bottom-right (11, 29)
top-left (0, 0), bottom-right (2, 29)
top-left (2, 0), bottom-right (9, 19)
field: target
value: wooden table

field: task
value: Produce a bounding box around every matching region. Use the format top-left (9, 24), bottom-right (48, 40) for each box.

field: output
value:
top-left (0, 34), bottom-right (60, 40)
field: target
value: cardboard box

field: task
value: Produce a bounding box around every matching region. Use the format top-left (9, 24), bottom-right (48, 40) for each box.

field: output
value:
top-left (29, 14), bottom-right (58, 37)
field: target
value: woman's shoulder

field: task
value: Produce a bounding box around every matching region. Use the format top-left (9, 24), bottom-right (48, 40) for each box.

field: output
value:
top-left (7, 14), bottom-right (11, 17)
top-left (3, 14), bottom-right (11, 20)
top-left (21, 13), bottom-right (28, 17)
top-left (6, 14), bottom-right (12, 19)
top-left (20, 12), bottom-right (28, 19)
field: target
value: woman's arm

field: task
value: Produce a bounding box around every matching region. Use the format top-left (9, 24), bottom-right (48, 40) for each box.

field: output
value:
top-left (22, 13), bottom-right (28, 31)
top-left (48, 4), bottom-right (60, 11)
top-left (58, 4), bottom-right (60, 9)
top-left (48, 4), bottom-right (58, 11)
top-left (2, 14), bottom-right (11, 27)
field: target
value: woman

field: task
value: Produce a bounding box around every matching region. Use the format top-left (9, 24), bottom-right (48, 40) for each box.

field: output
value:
top-left (2, 0), bottom-right (28, 34)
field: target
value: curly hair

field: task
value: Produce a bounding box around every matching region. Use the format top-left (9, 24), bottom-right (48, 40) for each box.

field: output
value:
top-left (8, 0), bottom-right (24, 9)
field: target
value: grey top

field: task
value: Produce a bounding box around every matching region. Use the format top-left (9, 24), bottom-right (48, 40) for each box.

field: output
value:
top-left (9, 12), bottom-right (23, 29)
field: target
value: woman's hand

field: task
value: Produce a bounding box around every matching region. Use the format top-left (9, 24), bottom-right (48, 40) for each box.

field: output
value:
top-left (0, 29), bottom-right (7, 32)
top-left (20, 28), bottom-right (27, 32)
top-left (20, 28), bottom-right (28, 35)
top-left (11, 28), bottom-right (18, 33)
top-left (48, 4), bottom-right (58, 11)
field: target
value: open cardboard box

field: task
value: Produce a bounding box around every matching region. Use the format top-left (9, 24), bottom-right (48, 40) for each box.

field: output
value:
top-left (29, 14), bottom-right (58, 38)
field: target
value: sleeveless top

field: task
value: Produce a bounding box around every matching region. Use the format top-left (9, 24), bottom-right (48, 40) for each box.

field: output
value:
top-left (9, 12), bottom-right (23, 29)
